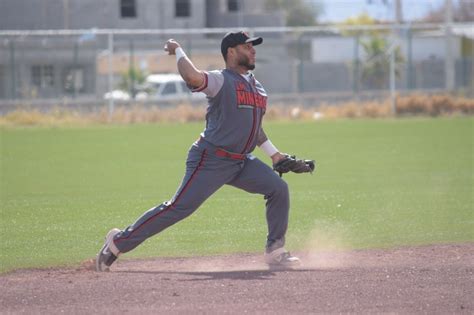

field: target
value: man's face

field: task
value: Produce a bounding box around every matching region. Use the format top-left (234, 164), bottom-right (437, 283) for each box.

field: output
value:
top-left (233, 42), bottom-right (256, 70)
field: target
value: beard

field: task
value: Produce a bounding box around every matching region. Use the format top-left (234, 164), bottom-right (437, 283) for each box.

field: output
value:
top-left (237, 54), bottom-right (255, 70)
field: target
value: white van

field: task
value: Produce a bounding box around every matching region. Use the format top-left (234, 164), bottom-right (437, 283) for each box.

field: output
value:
top-left (104, 74), bottom-right (206, 101)
top-left (143, 74), bottom-right (206, 101)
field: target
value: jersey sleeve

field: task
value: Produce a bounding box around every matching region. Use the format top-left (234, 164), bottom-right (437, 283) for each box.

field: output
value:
top-left (191, 70), bottom-right (224, 97)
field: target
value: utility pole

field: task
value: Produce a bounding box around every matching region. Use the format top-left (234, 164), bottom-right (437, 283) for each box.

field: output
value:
top-left (390, 0), bottom-right (402, 115)
top-left (63, 0), bottom-right (70, 29)
top-left (237, 0), bottom-right (244, 28)
top-left (389, 44), bottom-right (396, 115)
top-left (129, 40), bottom-right (135, 99)
top-left (9, 40), bottom-right (16, 100)
top-left (158, 0), bottom-right (164, 30)
top-left (73, 41), bottom-right (79, 99)
top-left (445, 0), bottom-right (455, 91)
top-left (395, 0), bottom-right (403, 23)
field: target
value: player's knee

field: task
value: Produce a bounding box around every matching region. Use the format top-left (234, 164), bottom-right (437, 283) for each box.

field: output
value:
top-left (273, 179), bottom-right (289, 196)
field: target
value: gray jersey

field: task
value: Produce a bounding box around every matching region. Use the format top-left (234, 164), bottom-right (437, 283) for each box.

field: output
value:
top-left (192, 69), bottom-right (267, 154)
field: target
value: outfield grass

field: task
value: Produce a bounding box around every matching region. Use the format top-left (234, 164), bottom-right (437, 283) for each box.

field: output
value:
top-left (1, 117), bottom-right (473, 272)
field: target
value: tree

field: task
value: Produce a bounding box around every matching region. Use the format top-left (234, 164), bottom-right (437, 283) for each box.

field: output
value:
top-left (338, 13), bottom-right (404, 90)
top-left (421, 0), bottom-right (474, 22)
top-left (361, 36), bottom-right (404, 89)
top-left (265, 0), bottom-right (322, 26)
top-left (338, 12), bottom-right (381, 37)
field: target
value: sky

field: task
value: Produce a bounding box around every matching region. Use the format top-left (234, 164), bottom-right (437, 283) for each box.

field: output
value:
top-left (310, 0), bottom-right (447, 22)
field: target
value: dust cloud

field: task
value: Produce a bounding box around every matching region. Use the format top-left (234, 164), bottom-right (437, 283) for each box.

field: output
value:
top-left (299, 220), bottom-right (353, 270)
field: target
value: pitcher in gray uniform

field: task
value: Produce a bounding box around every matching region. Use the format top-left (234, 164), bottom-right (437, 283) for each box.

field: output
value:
top-left (96, 31), bottom-right (301, 271)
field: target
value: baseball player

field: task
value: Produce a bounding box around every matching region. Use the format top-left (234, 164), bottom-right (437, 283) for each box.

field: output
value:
top-left (96, 31), bottom-right (314, 272)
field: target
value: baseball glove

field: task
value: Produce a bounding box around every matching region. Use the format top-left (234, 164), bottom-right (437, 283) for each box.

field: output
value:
top-left (273, 154), bottom-right (315, 177)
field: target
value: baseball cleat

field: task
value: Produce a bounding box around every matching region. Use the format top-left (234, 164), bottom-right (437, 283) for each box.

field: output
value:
top-left (96, 228), bottom-right (121, 272)
top-left (264, 247), bottom-right (300, 267)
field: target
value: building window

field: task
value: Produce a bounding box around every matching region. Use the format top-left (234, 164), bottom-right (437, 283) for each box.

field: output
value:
top-left (175, 0), bottom-right (190, 17)
top-left (228, 0), bottom-right (239, 12)
top-left (120, 0), bottom-right (137, 18)
top-left (64, 67), bottom-right (85, 93)
top-left (31, 65), bottom-right (54, 88)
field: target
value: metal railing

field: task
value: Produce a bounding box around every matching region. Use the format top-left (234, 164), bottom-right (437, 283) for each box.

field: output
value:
top-left (0, 23), bottom-right (472, 115)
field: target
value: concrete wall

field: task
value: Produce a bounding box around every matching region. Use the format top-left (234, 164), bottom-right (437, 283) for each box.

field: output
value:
top-left (206, 12), bottom-right (285, 28)
top-left (0, 0), bottom-right (206, 30)
top-left (0, 0), bottom-right (280, 30)
top-left (205, 0), bottom-right (284, 28)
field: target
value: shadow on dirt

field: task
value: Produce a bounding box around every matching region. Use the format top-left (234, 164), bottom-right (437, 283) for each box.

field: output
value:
top-left (116, 268), bottom-right (318, 281)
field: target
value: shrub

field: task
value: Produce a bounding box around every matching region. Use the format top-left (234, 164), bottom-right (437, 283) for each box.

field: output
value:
top-left (1, 94), bottom-right (472, 126)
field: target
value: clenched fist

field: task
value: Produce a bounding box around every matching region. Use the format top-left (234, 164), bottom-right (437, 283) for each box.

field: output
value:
top-left (164, 39), bottom-right (181, 55)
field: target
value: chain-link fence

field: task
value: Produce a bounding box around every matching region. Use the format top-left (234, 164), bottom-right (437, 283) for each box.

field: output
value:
top-left (0, 24), bottom-right (472, 114)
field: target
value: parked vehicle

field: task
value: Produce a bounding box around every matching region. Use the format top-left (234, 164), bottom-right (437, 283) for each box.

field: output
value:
top-left (103, 74), bottom-right (206, 102)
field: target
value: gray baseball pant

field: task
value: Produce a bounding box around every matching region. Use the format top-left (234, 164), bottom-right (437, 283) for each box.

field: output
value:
top-left (113, 140), bottom-right (289, 254)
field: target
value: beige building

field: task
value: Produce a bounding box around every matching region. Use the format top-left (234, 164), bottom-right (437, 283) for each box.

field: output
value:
top-left (0, 0), bottom-right (284, 100)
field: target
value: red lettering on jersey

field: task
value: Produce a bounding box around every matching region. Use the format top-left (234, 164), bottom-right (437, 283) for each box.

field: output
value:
top-left (237, 90), bottom-right (247, 104)
top-left (235, 82), bottom-right (247, 91)
top-left (235, 81), bottom-right (267, 110)
top-left (236, 90), bottom-right (266, 109)
top-left (246, 91), bottom-right (254, 104)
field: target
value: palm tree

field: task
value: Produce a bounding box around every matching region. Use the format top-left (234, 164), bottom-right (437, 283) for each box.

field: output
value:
top-left (361, 36), bottom-right (404, 89)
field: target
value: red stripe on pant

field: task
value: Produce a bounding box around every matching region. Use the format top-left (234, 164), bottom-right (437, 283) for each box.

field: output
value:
top-left (115, 149), bottom-right (207, 244)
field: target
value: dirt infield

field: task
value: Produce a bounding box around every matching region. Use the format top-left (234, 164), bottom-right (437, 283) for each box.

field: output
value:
top-left (1, 243), bottom-right (473, 314)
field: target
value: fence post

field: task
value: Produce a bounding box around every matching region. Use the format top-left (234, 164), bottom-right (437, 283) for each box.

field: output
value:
top-left (107, 32), bottom-right (115, 120)
top-left (353, 35), bottom-right (360, 95)
top-left (406, 26), bottom-right (413, 90)
top-left (445, 0), bottom-right (455, 91)
top-left (73, 41), bottom-right (79, 99)
top-left (9, 39), bottom-right (16, 100)
top-left (129, 39), bottom-right (135, 99)
top-left (297, 34), bottom-right (304, 94)
top-left (390, 45), bottom-right (396, 115)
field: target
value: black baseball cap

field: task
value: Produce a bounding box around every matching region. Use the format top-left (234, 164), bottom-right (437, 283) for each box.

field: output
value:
top-left (221, 31), bottom-right (263, 60)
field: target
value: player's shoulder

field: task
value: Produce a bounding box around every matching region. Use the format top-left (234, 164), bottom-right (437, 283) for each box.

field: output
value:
top-left (198, 69), bottom-right (225, 97)
top-left (204, 69), bottom-right (224, 80)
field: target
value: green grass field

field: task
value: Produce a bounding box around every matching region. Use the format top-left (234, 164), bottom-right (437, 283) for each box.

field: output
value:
top-left (1, 117), bottom-right (473, 273)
